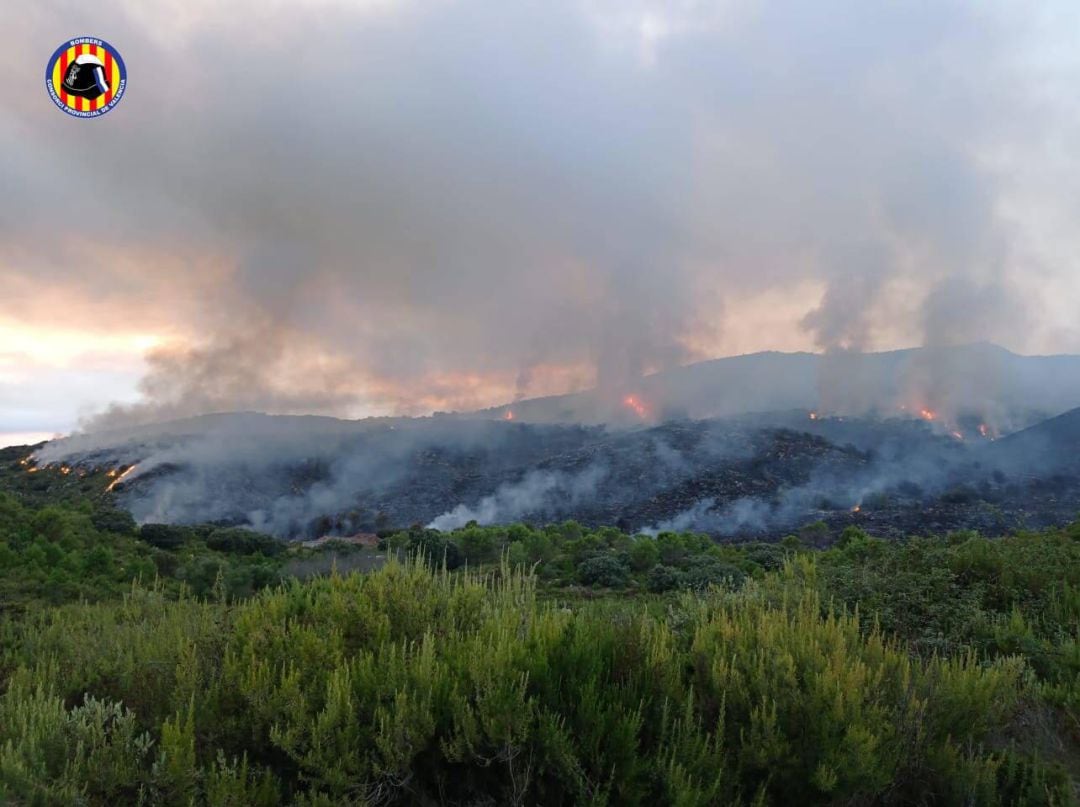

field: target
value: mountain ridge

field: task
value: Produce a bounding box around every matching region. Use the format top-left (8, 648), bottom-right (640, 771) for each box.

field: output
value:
top-left (477, 343), bottom-right (1080, 426)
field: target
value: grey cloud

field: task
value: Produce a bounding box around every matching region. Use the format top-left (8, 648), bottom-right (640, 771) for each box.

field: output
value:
top-left (3, 1), bottom-right (1080, 431)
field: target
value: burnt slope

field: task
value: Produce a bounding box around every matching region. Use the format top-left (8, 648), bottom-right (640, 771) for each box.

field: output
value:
top-left (984, 405), bottom-right (1080, 473)
top-left (22, 411), bottom-right (1034, 539)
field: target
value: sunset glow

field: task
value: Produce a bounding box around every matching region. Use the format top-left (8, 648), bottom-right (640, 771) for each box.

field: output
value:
top-left (3, 0), bottom-right (1080, 446)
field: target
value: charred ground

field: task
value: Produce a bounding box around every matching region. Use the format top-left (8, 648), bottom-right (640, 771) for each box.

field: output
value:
top-left (15, 406), bottom-right (1080, 542)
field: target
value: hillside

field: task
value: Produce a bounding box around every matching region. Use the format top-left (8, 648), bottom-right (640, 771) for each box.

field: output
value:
top-left (24, 408), bottom-right (1080, 541)
top-left (478, 343), bottom-right (1080, 426)
top-left (17, 344), bottom-right (1080, 542)
top-left (2, 439), bottom-right (1079, 804)
top-left (987, 405), bottom-right (1080, 473)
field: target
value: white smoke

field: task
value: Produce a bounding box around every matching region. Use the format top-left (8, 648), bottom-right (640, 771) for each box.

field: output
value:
top-left (640, 497), bottom-right (717, 536)
top-left (428, 466), bottom-right (607, 530)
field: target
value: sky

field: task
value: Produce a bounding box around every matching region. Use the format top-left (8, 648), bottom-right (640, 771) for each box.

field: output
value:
top-left (3, 0), bottom-right (1080, 446)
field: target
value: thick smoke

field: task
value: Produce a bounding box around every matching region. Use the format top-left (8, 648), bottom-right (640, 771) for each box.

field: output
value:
top-left (5, 1), bottom-right (1080, 435)
top-left (86, 324), bottom-right (367, 431)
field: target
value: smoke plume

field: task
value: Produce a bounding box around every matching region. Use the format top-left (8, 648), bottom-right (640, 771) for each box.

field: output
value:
top-left (5, 1), bottom-right (1080, 437)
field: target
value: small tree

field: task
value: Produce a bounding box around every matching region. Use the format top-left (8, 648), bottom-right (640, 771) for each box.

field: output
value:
top-left (140, 523), bottom-right (191, 550)
top-left (628, 538), bottom-right (660, 571)
top-left (577, 552), bottom-right (630, 588)
top-left (646, 564), bottom-right (683, 593)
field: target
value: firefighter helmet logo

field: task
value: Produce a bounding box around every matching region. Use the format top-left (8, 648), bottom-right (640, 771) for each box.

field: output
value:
top-left (46, 37), bottom-right (126, 118)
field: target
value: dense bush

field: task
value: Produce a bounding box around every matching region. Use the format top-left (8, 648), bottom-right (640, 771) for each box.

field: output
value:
top-left (646, 563), bottom-right (683, 592)
top-left (815, 528), bottom-right (1080, 697)
top-left (388, 527), bottom-right (464, 569)
top-left (205, 527), bottom-right (285, 557)
top-left (577, 551), bottom-right (630, 587)
top-left (0, 454), bottom-right (1077, 802)
top-left (90, 506), bottom-right (138, 534)
top-left (1, 558), bottom-right (1074, 805)
top-left (681, 557), bottom-right (746, 590)
top-left (0, 492), bottom-right (289, 611)
top-left (390, 522), bottom-right (781, 593)
top-left (139, 522), bottom-right (191, 550)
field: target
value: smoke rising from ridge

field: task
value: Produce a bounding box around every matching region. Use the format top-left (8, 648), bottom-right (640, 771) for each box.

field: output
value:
top-left (5, 1), bottom-right (1080, 434)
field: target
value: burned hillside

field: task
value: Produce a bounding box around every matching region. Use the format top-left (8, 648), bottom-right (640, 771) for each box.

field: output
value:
top-left (19, 407), bottom-right (1080, 542)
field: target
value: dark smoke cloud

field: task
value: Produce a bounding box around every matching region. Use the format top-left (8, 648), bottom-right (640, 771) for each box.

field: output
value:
top-left (4, 1), bottom-right (1080, 433)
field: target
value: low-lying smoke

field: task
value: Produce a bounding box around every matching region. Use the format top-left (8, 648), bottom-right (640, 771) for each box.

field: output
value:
top-left (427, 466), bottom-right (608, 530)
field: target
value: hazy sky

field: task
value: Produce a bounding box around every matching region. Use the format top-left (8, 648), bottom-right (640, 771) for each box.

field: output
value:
top-left (4, 0), bottom-right (1080, 445)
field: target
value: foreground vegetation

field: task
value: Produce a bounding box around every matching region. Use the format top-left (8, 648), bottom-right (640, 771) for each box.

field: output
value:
top-left (0, 450), bottom-right (1077, 803)
top-left (2, 552), bottom-right (1077, 805)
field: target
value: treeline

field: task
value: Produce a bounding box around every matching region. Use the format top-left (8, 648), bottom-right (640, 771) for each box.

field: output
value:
top-left (388, 520), bottom-right (799, 591)
top-left (0, 448), bottom-right (294, 611)
top-left (0, 492), bottom-right (286, 611)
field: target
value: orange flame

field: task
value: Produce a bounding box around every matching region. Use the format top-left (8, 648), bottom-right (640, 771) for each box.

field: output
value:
top-left (504, 410), bottom-right (514, 421)
top-left (105, 465), bottom-right (138, 493)
top-left (919, 408), bottom-right (936, 421)
top-left (851, 504), bottom-right (861, 513)
top-left (623, 395), bottom-right (648, 419)
top-left (809, 412), bottom-right (818, 420)
top-left (951, 431), bottom-right (964, 441)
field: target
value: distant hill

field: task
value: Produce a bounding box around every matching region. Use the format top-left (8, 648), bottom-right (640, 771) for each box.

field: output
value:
top-left (20, 343), bottom-right (1080, 540)
top-left (985, 405), bottom-right (1080, 473)
top-left (478, 343), bottom-right (1080, 427)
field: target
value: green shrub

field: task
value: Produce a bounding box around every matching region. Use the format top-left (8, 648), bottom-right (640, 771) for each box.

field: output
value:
top-left (682, 558), bottom-right (746, 591)
top-left (1, 560), bottom-right (1070, 805)
top-left (628, 536), bottom-right (660, 571)
top-left (646, 563), bottom-right (683, 592)
top-left (140, 523), bottom-right (192, 550)
top-left (91, 507), bottom-right (138, 535)
top-left (206, 527), bottom-right (285, 557)
top-left (577, 551), bottom-right (630, 587)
